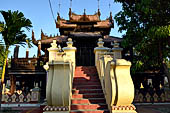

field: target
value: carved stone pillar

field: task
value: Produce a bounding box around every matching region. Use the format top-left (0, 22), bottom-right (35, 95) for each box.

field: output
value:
top-left (63, 38), bottom-right (77, 69)
top-left (105, 59), bottom-right (136, 113)
top-left (112, 41), bottom-right (123, 59)
top-left (43, 39), bottom-right (76, 113)
top-left (94, 38), bottom-right (109, 66)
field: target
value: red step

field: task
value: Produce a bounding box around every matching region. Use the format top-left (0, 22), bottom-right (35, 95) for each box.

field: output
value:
top-left (74, 74), bottom-right (98, 78)
top-left (70, 110), bottom-right (109, 113)
top-left (73, 81), bottom-right (101, 85)
top-left (71, 104), bottom-right (107, 110)
top-left (72, 94), bottom-right (104, 99)
top-left (71, 66), bottom-right (109, 113)
top-left (73, 78), bottom-right (100, 82)
top-left (73, 85), bottom-right (102, 89)
top-left (72, 89), bottom-right (103, 94)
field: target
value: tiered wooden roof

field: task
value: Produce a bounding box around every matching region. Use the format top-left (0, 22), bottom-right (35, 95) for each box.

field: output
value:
top-left (32, 8), bottom-right (117, 50)
top-left (56, 8), bottom-right (114, 35)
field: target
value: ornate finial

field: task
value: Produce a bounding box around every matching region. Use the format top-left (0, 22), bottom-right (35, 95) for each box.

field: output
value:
top-left (109, 2), bottom-right (111, 12)
top-left (110, 12), bottom-right (113, 20)
top-left (113, 41), bottom-right (119, 48)
top-left (41, 29), bottom-right (45, 39)
top-left (68, 38), bottom-right (72, 42)
top-left (67, 38), bottom-right (73, 47)
top-left (84, 9), bottom-right (86, 15)
top-left (98, 38), bottom-right (103, 42)
top-left (51, 40), bottom-right (57, 48)
top-left (32, 30), bottom-right (36, 41)
top-left (98, 38), bottom-right (104, 47)
top-left (70, 0), bottom-right (72, 9)
top-left (58, 0), bottom-right (61, 14)
top-left (41, 29), bottom-right (43, 33)
top-left (98, 9), bottom-right (101, 18)
top-left (69, 8), bottom-right (72, 17)
top-left (57, 12), bottom-right (61, 21)
top-left (97, 0), bottom-right (100, 10)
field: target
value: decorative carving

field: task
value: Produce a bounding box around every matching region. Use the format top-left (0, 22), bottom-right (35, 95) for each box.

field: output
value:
top-left (153, 93), bottom-right (158, 102)
top-left (112, 104), bottom-right (136, 111)
top-left (97, 38), bottom-right (104, 47)
top-left (145, 93), bottom-right (151, 102)
top-left (43, 106), bottom-right (69, 112)
top-left (51, 40), bottom-right (57, 49)
top-left (66, 38), bottom-right (73, 48)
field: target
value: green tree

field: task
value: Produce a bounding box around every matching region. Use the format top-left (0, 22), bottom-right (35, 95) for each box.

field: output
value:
top-left (114, 0), bottom-right (170, 72)
top-left (0, 46), bottom-right (5, 76)
top-left (0, 10), bottom-right (32, 102)
top-left (114, 0), bottom-right (170, 88)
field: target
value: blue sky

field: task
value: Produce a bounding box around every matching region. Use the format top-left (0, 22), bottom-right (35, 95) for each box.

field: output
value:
top-left (0, 0), bottom-right (123, 58)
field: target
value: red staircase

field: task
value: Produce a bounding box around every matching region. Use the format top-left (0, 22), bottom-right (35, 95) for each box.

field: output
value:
top-left (71, 66), bottom-right (109, 113)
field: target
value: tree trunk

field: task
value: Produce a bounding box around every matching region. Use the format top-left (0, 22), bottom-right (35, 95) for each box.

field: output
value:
top-left (0, 47), bottom-right (9, 108)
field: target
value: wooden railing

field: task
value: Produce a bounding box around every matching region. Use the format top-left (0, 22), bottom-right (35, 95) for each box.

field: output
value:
top-left (11, 57), bottom-right (48, 70)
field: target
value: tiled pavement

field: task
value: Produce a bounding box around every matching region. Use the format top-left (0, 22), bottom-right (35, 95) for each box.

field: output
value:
top-left (136, 104), bottom-right (170, 113)
top-left (1, 104), bottom-right (170, 113)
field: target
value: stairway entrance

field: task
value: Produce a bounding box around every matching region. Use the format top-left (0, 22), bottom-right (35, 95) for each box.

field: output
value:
top-left (71, 66), bottom-right (109, 113)
top-left (73, 37), bottom-right (98, 66)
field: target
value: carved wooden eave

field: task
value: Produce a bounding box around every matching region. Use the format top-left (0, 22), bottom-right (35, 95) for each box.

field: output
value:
top-left (37, 36), bottom-right (68, 45)
top-left (94, 20), bottom-right (114, 28)
top-left (69, 32), bottom-right (102, 38)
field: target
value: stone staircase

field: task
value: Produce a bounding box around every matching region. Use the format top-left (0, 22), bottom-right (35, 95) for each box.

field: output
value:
top-left (71, 66), bottom-right (109, 113)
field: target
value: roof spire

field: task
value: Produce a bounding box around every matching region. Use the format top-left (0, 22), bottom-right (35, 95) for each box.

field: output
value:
top-left (58, 0), bottom-right (61, 14)
top-left (109, 2), bottom-right (111, 12)
top-left (97, 0), bottom-right (100, 10)
top-left (84, 9), bottom-right (86, 15)
top-left (70, 0), bottom-right (72, 9)
top-left (69, 8), bottom-right (72, 17)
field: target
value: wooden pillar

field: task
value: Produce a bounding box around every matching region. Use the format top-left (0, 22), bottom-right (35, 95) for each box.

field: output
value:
top-left (26, 48), bottom-right (29, 58)
top-left (10, 75), bottom-right (16, 94)
top-left (14, 45), bottom-right (19, 58)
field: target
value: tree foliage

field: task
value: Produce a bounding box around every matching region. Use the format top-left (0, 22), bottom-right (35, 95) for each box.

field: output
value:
top-left (0, 10), bottom-right (32, 85)
top-left (114, 0), bottom-right (170, 73)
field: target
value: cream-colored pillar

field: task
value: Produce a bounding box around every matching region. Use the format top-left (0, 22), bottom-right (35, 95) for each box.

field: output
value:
top-left (105, 59), bottom-right (136, 113)
top-left (43, 39), bottom-right (75, 113)
top-left (112, 41), bottom-right (123, 59)
top-left (63, 38), bottom-right (77, 70)
top-left (94, 38), bottom-right (109, 66)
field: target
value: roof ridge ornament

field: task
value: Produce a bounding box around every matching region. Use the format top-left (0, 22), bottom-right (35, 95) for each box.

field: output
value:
top-left (70, 0), bottom-right (72, 9)
top-left (41, 29), bottom-right (45, 38)
top-left (32, 30), bottom-right (36, 42)
top-left (83, 9), bottom-right (86, 15)
top-left (57, 12), bottom-right (61, 21)
top-left (98, 0), bottom-right (100, 11)
top-left (69, 8), bottom-right (72, 18)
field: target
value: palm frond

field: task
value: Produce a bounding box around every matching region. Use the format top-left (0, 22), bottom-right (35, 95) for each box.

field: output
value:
top-left (0, 10), bottom-right (32, 47)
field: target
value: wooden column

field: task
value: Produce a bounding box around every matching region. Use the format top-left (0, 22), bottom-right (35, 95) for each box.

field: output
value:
top-left (10, 75), bottom-right (16, 94)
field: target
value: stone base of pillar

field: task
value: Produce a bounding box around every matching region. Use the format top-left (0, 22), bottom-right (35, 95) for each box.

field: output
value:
top-left (112, 104), bottom-right (137, 113)
top-left (43, 106), bottom-right (69, 113)
top-left (44, 112), bottom-right (69, 113)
